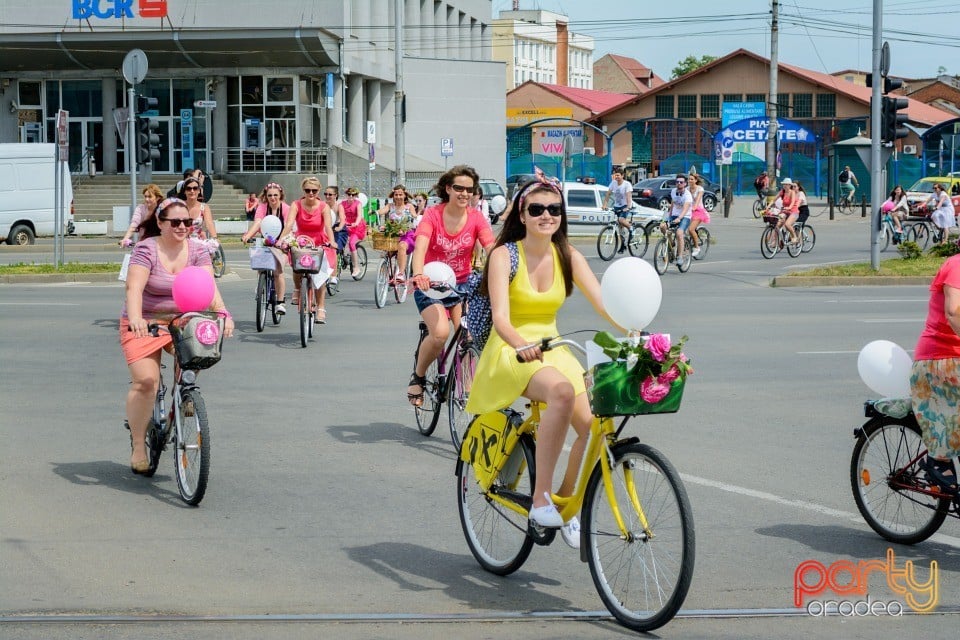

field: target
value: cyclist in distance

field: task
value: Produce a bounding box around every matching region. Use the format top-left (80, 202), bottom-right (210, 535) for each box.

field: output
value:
top-left (466, 177), bottom-right (622, 547)
top-left (601, 168), bottom-right (633, 253)
top-left (241, 182), bottom-right (291, 315)
top-left (339, 187), bottom-right (367, 277)
top-left (777, 178), bottom-right (801, 246)
top-left (754, 171), bottom-right (769, 199)
top-left (687, 174), bottom-right (709, 257)
top-left (928, 183), bottom-right (956, 245)
top-left (665, 174), bottom-right (693, 266)
top-left (121, 198), bottom-right (234, 474)
top-left (883, 185), bottom-right (909, 243)
top-left (119, 183), bottom-right (163, 247)
top-left (838, 165), bottom-right (859, 203)
top-left (378, 185), bottom-right (418, 282)
top-left (407, 165), bottom-right (495, 406)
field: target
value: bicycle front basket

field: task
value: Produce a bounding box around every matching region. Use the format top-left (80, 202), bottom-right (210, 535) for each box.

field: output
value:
top-left (169, 312), bottom-right (224, 370)
top-left (290, 246), bottom-right (322, 273)
top-left (584, 361), bottom-right (685, 417)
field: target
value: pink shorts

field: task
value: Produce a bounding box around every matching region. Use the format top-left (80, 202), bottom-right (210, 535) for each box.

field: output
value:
top-left (399, 230), bottom-right (416, 254)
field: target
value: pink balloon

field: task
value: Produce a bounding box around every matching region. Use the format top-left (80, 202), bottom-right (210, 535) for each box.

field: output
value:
top-left (172, 266), bottom-right (215, 313)
top-left (881, 201), bottom-right (895, 213)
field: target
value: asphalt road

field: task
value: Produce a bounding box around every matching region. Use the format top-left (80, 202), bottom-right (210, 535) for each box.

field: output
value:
top-left (2, 204), bottom-right (957, 639)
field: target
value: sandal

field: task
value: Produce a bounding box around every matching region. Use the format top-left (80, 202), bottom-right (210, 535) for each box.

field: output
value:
top-left (407, 372), bottom-right (426, 407)
top-left (923, 457), bottom-right (959, 496)
top-left (316, 308), bottom-right (326, 324)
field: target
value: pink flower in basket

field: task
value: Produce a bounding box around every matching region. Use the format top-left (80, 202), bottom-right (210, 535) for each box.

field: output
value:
top-left (645, 333), bottom-right (672, 363)
top-left (297, 236), bottom-right (312, 248)
top-left (640, 376), bottom-right (671, 403)
top-left (658, 364), bottom-right (681, 384)
top-left (194, 320), bottom-right (220, 346)
top-left (298, 254), bottom-right (316, 269)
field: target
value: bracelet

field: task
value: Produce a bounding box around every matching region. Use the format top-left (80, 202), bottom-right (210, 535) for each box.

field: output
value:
top-left (412, 273), bottom-right (423, 278)
top-left (217, 309), bottom-right (232, 319)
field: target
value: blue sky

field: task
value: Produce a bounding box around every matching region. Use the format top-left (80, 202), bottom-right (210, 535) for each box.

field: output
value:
top-left (494, 1), bottom-right (958, 81)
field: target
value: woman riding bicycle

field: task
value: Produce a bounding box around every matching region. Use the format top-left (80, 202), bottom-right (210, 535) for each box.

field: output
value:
top-left (777, 178), bottom-right (801, 247)
top-left (121, 197), bottom-right (234, 474)
top-left (687, 175), bottom-right (709, 257)
top-left (334, 187), bottom-right (367, 277)
top-left (278, 176), bottom-right (336, 324)
top-left (883, 185), bottom-right (909, 242)
top-left (928, 183), bottom-right (956, 246)
top-left (242, 182), bottom-right (291, 315)
top-left (120, 183), bottom-right (163, 247)
top-left (178, 176), bottom-right (218, 243)
top-left (407, 165), bottom-right (495, 405)
top-left (465, 178), bottom-right (622, 548)
top-left (378, 185), bottom-right (418, 282)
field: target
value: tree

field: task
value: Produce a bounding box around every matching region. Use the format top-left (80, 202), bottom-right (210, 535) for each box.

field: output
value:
top-left (671, 55), bottom-right (717, 80)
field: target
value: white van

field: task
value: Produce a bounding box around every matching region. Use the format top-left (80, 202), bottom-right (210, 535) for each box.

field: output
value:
top-left (0, 143), bottom-right (74, 245)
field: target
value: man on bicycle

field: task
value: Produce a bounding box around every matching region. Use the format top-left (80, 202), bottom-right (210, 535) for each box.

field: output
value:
top-left (754, 171), bottom-right (769, 199)
top-left (601, 168), bottom-right (633, 253)
top-left (664, 174), bottom-right (692, 266)
top-left (838, 165), bottom-right (858, 203)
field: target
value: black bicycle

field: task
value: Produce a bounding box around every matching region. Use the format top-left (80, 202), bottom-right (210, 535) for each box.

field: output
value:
top-left (326, 242), bottom-right (368, 296)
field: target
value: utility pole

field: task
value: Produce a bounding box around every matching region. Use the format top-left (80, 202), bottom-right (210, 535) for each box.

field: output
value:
top-left (869, 0), bottom-right (883, 271)
top-left (394, 0), bottom-right (406, 185)
top-left (765, 0), bottom-right (779, 196)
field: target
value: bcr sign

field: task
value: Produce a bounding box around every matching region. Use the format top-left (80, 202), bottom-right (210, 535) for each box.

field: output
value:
top-left (72, 0), bottom-right (168, 19)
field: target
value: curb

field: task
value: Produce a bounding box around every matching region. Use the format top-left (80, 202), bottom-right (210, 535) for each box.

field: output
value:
top-left (0, 270), bottom-right (241, 285)
top-left (772, 276), bottom-right (932, 287)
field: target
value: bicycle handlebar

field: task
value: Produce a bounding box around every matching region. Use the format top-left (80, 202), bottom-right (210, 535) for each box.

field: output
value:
top-left (515, 336), bottom-right (588, 362)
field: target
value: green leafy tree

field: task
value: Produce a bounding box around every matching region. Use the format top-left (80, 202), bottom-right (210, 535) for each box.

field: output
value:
top-left (671, 55), bottom-right (717, 80)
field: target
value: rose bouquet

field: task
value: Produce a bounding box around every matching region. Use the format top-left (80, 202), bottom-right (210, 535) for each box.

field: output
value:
top-left (585, 331), bottom-right (693, 416)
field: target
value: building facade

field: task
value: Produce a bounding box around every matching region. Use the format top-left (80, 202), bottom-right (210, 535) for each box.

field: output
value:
top-left (491, 10), bottom-right (593, 92)
top-left (0, 0), bottom-right (506, 190)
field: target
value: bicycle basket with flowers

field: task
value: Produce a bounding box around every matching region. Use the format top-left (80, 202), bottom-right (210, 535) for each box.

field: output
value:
top-left (287, 235), bottom-right (322, 274)
top-left (371, 218), bottom-right (409, 252)
top-left (585, 331), bottom-right (693, 416)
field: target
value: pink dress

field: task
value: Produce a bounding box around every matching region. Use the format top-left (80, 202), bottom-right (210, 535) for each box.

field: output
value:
top-left (690, 186), bottom-right (710, 224)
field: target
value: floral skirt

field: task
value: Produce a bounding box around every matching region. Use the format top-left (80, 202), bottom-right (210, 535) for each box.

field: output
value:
top-left (910, 358), bottom-right (960, 458)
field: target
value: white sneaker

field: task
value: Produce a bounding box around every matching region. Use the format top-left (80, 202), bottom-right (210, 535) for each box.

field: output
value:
top-left (330, 276), bottom-right (339, 285)
top-left (676, 258), bottom-right (684, 267)
top-left (275, 303), bottom-right (286, 316)
top-left (692, 247), bottom-right (700, 257)
top-left (528, 493), bottom-right (563, 527)
top-left (560, 516), bottom-right (581, 549)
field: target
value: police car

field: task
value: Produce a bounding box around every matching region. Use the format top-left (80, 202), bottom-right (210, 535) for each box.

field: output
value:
top-left (563, 181), bottom-right (662, 226)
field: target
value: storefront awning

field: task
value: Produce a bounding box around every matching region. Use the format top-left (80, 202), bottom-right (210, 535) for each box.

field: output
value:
top-left (0, 28), bottom-right (339, 72)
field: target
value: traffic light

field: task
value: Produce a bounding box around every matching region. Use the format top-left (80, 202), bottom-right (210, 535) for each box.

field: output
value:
top-left (881, 96), bottom-right (909, 144)
top-left (136, 116), bottom-right (160, 165)
top-left (135, 95), bottom-right (158, 115)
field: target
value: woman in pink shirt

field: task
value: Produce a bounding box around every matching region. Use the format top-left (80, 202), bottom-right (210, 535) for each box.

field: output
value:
top-left (406, 165), bottom-right (495, 405)
top-left (121, 198), bottom-right (234, 474)
top-left (912, 254), bottom-right (960, 495)
top-left (777, 179), bottom-right (800, 247)
top-left (242, 182), bottom-right (291, 314)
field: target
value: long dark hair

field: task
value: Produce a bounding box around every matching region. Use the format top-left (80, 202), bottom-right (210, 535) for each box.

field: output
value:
top-left (140, 197), bottom-right (187, 240)
top-left (479, 180), bottom-right (573, 297)
top-left (177, 177), bottom-right (202, 201)
top-left (434, 165), bottom-right (479, 204)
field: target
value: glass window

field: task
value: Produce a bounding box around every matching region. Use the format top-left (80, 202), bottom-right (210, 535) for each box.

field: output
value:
top-left (266, 77), bottom-right (294, 103)
top-left (677, 95), bottom-right (697, 119)
top-left (242, 76), bottom-right (263, 105)
top-left (172, 79), bottom-right (204, 113)
top-left (18, 81), bottom-right (41, 107)
top-left (816, 94), bottom-right (836, 117)
top-left (777, 93), bottom-right (790, 114)
top-left (655, 95), bottom-right (674, 119)
top-left (700, 94), bottom-right (720, 119)
top-left (141, 79), bottom-right (169, 116)
top-left (745, 93), bottom-right (765, 103)
top-left (566, 189), bottom-right (597, 208)
top-left (723, 93), bottom-right (742, 104)
top-left (792, 93), bottom-right (812, 118)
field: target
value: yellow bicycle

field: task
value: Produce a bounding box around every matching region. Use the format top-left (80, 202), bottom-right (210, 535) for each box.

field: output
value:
top-left (456, 336), bottom-right (695, 633)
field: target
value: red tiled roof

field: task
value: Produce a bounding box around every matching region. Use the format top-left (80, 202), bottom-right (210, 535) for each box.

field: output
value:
top-left (516, 82), bottom-right (634, 114)
top-left (591, 48), bottom-right (956, 127)
top-left (604, 54), bottom-right (664, 93)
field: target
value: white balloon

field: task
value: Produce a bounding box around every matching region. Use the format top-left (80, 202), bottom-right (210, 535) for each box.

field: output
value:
top-left (260, 215), bottom-right (282, 239)
top-left (857, 340), bottom-right (913, 398)
top-left (422, 261), bottom-right (456, 299)
top-left (600, 258), bottom-right (662, 331)
top-left (490, 194), bottom-right (507, 215)
top-left (357, 193), bottom-right (369, 209)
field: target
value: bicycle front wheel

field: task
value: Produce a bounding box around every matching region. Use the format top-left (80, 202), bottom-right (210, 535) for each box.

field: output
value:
top-left (457, 433), bottom-right (535, 575)
top-left (174, 388), bottom-right (210, 506)
top-left (353, 244), bottom-right (368, 280)
top-left (597, 225), bottom-right (619, 261)
top-left (880, 225), bottom-right (891, 252)
top-left (800, 225), bottom-right (816, 253)
top-left (693, 227), bottom-right (710, 260)
top-left (760, 227), bottom-right (778, 259)
top-left (653, 238), bottom-right (669, 275)
top-left (583, 442), bottom-right (694, 633)
top-left (413, 330), bottom-right (442, 436)
top-left (374, 259), bottom-right (390, 308)
top-left (627, 224), bottom-right (649, 258)
top-left (448, 342), bottom-right (481, 452)
top-left (907, 223), bottom-right (930, 250)
top-left (851, 419), bottom-right (948, 545)
top-left (255, 271), bottom-right (268, 333)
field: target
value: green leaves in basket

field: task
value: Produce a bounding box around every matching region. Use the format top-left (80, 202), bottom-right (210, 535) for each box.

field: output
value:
top-left (382, 219), bottom-right (409, 238)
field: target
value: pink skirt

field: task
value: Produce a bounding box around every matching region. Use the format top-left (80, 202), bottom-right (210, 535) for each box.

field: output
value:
top-left (692, 205), bottom-right (710, 224)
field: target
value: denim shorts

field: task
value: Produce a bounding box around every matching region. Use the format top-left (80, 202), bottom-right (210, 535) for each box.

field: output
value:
top-left (613, 205), bottom-right (631, 218)
top-left (669, 216), bottom-right (691, 232)
top-left (414, 289), bottom-right (462, 314)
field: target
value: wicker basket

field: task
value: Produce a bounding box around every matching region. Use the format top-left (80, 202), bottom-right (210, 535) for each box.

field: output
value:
top-left (371, 232), bottom-right (401, 252)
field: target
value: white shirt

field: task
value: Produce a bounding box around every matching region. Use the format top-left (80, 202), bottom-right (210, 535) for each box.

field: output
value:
top-left (607, 180), bottom-right (633, 208)
top-left (670, 188), bottom-right (693, 219)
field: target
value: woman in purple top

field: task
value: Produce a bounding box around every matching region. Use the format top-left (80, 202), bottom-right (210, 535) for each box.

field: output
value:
top-left (120, 198), bottom-right (234, 474)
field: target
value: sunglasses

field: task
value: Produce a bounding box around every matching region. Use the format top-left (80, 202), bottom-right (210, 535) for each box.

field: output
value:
top-left (161, 217), bottom-right (192, 228)
top-left (184, 186), bottom-right (200, 192)
top-left (676, 181), bottom-right (686, 186)
top-left (449, 184), bottom-right (474, 193)
top-left (526, 203), bottom-right (563, 218)
top-left (267, 193), bottom-right (281, 198)
top-left (303, 188), bottom-right (319, 194)
top-left (324, 192), bottom-right (336, 196)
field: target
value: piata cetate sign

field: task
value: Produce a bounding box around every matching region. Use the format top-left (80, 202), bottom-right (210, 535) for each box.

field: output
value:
top-left (72, 0), bottom-right (167, 19)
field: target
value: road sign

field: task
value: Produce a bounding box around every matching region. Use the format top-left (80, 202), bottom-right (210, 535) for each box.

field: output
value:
top-left (366, 121), bottom-right (376, 144)
top-left (56, 109), bottom-right (69, 161)
top-left (121, 49), bottom-right (148, 85)
top-left (441, 137), bottom-right (454, 157)
top-left (193, 100), bottom-right (217, 109)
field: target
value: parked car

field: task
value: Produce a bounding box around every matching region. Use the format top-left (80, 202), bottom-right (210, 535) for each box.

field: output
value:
top-left (563, 182), bottom-right (662, 226)
top-left (478, 178), bottom-right (505, 201)
top-left (506, 173), bottom-right (538, 200)
top-left (905, 176), bottom-right (960, 215)
top-left (632, 177), bottom-right (720, 213)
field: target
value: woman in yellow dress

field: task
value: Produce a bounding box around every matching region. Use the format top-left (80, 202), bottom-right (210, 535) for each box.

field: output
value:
top-left (467, 179), bottom-right (621, 547)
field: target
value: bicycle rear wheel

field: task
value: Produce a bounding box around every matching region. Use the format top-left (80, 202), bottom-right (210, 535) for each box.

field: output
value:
top-left (597, 225), bottom-right (619, 261)
top-left (760, 226), bottom-right (779, 259)
top-left (627, 224), bottom-right (649, 258)
top-left (583, 442), bottom-right (694, 633)
top-left (173, 388), bottom-right (210, 506)
top-left (752, 198), bottom-right (764, 219)
top-left (212, 245), bottom-right (226, 278)
top-left (141, 419), bottom-right (164, 478)
top-left (448, 342), bottom-right (481, 452)
top-left (786, 231), bottom-right (802, 258)
top-left (652, 238), bottom-right (669, 275)
top-left (693, 227), bottom-right (710, 260)
top-left (299, 285), bottom-right (310, 348)
top-left (255, 271), bottom-right (268, 332)
top-left (413, 328), bottom-right (442, 436)
top-left (352, 244), bottom-right (368, 279)
top-left (800, 224), bottom-right (816, 253)
top-left (374, 259), bottom-right (390, 308)
top-left (457, 432), bottom-right (535, 575)
top-left (851, 419), bottom-right (948, 544)
top-left (907, 223), bottom-right (930, 250)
